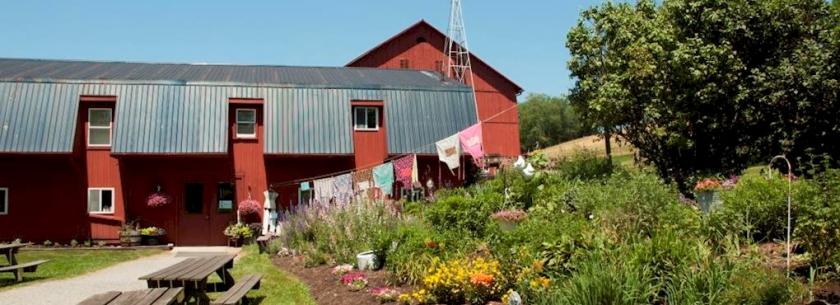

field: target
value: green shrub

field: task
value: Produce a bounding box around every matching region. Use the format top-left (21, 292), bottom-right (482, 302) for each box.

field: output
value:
top-left (550, 250), bottom-right (658, 305)
top-left (425, 193), bottom-right (495, 237)
top-left (713, 173), bottom-right (804, 242)
top-left (796, 168), bottom-right (840, 272)
top-left (555, 150), bottom-right (615, 180)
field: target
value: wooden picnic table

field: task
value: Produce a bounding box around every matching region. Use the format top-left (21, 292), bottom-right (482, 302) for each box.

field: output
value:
top-left (77, 287), bottom-right (185, 305)
top-left (0, 243), bottom-right (31, 266)
top-left (139, 255), bottom-right (236, 305)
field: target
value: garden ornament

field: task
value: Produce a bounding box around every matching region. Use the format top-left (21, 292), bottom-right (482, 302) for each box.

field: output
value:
top-left (768, 155), bottom-right (793, 275)
top-left (507, 290), bottom-right (522, 305)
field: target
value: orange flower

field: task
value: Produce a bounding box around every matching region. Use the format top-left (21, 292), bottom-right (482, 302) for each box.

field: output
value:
top-left (470, 272), bottom-right (495, 287)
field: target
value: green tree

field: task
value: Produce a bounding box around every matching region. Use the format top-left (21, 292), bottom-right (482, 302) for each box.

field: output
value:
top-left (518, 93), bottom-right (589, 152)
top-left (567, 0), bottom-right (839, 192)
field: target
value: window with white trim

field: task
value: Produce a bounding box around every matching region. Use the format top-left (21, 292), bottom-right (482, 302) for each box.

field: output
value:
top-left (0, 188), bottom-right (7, 215)
top-left (88, 108), bottom-right (112, 146)
top-left (353, 107), bottom-right (379, 131)
top-left (88, 188), bottom-right (114, 214)
top-left (236, 109), bottom-right (257, 138)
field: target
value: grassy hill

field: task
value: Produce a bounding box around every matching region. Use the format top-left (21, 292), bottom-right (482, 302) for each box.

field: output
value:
top-left (536, 134), bottom-right (635, 160)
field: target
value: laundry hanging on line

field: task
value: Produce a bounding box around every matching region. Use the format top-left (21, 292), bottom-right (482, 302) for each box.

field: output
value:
top-left (393, 154), bottom-right (418, 187)
top-left (459, 123), bottom-right (485, 167)
top-left (332, 173), bottom-right (354, 206)
top-left (436, 133), bottom-right (461, 171)
top-left (373, 162), bottom-right (395, 196)
top-left (313, 176), bottom-right (335, 205)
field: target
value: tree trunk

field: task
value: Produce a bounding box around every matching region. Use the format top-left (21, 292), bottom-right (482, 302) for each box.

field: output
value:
top-left (604, 130), bottom-right (613, 165)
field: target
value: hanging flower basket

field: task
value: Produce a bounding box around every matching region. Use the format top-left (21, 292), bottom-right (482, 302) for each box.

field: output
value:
top-left (694, 178), bottom-right (724, 214)
top-left (145, 192), bottom-right (173, 208)
top-left (238, 199), bottom-right (262, 216)
top-left (491, 209), bottom-right (527, 232)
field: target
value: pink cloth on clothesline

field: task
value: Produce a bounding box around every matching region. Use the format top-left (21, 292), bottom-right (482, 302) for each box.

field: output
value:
top-left (459, 123), bottom-right (484, 167)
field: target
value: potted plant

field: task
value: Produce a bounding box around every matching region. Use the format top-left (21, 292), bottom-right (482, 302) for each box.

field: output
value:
top-left (694, 178), bottom-right (723, 213)
top-left (224, 223), bottom-right (253, 247)
top-left (140, 226), bottom-right (167, 245)
top-left (491, 209), bottom-right (528, 231)
top-left (118, 221), bottom-right (142, 247)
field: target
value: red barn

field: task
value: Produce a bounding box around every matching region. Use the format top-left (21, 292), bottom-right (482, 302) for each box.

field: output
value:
top-left (348, 20), bottom-right (524, 157)
top-left (0, 21), bottom-right (521, 246)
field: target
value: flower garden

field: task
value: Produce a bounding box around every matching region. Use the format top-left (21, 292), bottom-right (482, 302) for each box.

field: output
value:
top-left (268, 152), bottom-right (840, 305)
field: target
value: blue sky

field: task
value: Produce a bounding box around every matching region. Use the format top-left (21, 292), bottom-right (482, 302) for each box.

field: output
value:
top-left (0, 0), bottom-right (604, 99)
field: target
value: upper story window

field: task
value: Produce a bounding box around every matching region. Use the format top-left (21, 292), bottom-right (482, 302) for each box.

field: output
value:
top-left (399, 59), bottom-right (410, 69)
top-left (236, 109), bottom-right (257, 139)
top-left (88, 108), bottom-right (112, 147)
top-left (0, 188), bottom-right (7, 215)
top-left (87, 187), bottom-right (114, 214)
top-left (354, 106), bottom-right (379, 131)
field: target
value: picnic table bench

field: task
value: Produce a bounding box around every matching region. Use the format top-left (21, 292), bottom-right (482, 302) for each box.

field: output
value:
top-left (139, 254), bottom-right (236, 305)
top-left (211, 274), bottom-right (261, 305)
top-left (0, 242), bottom-right (48, 282)
top-left (77, 287), bottom-right (184, 305)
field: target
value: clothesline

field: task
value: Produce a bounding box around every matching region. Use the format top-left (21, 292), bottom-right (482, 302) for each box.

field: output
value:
top-left (267, 101), bottom-right (520, 190)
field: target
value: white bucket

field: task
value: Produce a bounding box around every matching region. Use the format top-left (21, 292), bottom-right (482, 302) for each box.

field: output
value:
top-left (356, 251), bottom-right (378, 271)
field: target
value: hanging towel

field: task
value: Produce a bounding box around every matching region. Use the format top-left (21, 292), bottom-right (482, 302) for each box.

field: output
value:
top-left (373, 162), bottom-right (395, 196)
top-left (353, 168), bottom-right (374, 200)
top-left (436, 134), bottom-right (461, 171)
top-left (313, 177), bottom-right (335, 205)
top-left (300, 181), bottom-right (311, 191)
top-left (393, 155), bottom-right (418, 187)
top-left (332, 173), bottom-right (354, 206)
top-left (459, 123), bottom-right (485, 167)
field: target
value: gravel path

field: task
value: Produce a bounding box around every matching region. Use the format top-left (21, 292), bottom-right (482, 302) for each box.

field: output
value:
top-left (0, 252), bottom-right (185, 305)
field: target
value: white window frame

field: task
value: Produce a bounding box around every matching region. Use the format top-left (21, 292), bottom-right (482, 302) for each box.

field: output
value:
top-left (87, 108), bottom-right (112, 147)
top-left (0, 188), bottom-right (7, 215)
top-left (235, 109), bottom-right (257, 139)
top-left (353, 106), bottom-right (380, 131)
top-left (88, 187), bottom-right (115, 215)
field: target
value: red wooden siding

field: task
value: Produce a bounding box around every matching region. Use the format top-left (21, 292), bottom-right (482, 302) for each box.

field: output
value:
top-left (352, 100), bottom-right (388, 169)
top-left (81, 100), bottom-right (124, 241)
top-left (229, 101), bottom-right (268, 223)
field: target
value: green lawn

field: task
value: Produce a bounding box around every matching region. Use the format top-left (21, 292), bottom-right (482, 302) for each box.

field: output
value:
top-left (0, 248), bottom-right (164, 290)
top-left (208, 245), bottom-right (315, 305)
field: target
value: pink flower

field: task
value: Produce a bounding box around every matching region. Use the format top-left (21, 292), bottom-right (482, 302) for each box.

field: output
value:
top-left (340, 272), bottom-right (366, 285)
top-left (238, 199), bottom-right (262, 216)
top-left (145, 192), bottom-right (172, 208)
top-left (491, 209), bottom-right (528, 222)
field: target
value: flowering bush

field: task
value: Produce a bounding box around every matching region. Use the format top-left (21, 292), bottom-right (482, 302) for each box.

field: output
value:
top-left (145, 192), bottom-right (172, 208)
top-left (421, 256), bottom-right (503, 305)
top-left (490, 209), bottom-right (527, 223)
top-left (340, 272), bottom-right (368, 291)
top-left (332, 264), bottom-right (354, 276)
top-left (370, 287), bottom-right (400, 303)
top-left (223, 223), bottom-right (253, 239)
top-left (238, 199), bottom-right (262, 216)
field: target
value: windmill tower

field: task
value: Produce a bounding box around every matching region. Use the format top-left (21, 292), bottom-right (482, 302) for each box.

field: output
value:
top-left (445, 0), bottom-right (479, 119)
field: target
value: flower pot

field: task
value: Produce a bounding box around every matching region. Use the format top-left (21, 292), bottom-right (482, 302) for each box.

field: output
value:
top-left (228, 237), bottom-right (243, 248)
top-left (495, 219), bottom-right (519, 232)
top-left (696, 190), bottom-right (721, 214)
top-left (356, 251), bottom-right (378, 271)
top-left (142, 235), bottom-right (164, 246)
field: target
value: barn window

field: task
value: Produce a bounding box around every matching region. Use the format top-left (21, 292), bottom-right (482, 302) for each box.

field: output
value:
top-left (236, 109), bottom-right (257, 139)
top-left (185, 183), bottom-right (204, 214)
top-left (399, 59), bottom-right (410, 69)
top-left (88, 108), bottom-right (112, 147)
top-left (88, 188), bottom-right (114, 214)
top-left (217, 182), bottom-right (234, 212)
top-left (353, 106), bottom-right (379, 131)
top-left (0, 188), bottom-right (7, 215)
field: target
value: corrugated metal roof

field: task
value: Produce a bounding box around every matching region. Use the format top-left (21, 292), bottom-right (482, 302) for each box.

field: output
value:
top-left (0, 82), bottom-right (80, 153)
top-left (264, 88), bottom-right (476, 154)
top-left (0, 58), bottom-right (477, 154)
top-left (0, 58), bottom-right (470, 91)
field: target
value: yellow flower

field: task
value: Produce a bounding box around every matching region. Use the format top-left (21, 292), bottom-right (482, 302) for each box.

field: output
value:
top-left (532, 259), bottom-right (545, 272)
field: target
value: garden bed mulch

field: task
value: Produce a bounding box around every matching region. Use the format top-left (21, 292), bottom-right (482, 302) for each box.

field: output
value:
top-left (272, 255), bottom-right (413, 305)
